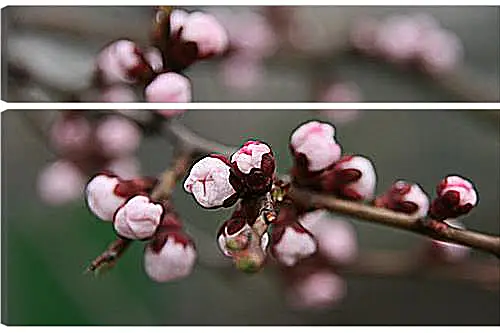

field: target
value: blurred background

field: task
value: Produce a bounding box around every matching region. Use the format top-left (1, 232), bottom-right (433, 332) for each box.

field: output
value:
top-left (2, 6), bottom-right (500, 102)
top-left (1, 109), bottom-right (499, 325)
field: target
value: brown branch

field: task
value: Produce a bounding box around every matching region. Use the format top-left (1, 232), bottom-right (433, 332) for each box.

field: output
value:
top-left (85, 150), bottom-right (194, 274)
top-left (287, 186), bottom-right (500, 258)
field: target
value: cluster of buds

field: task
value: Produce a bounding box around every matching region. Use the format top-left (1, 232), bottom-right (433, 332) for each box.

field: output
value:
top-left (184, 140), bottom-right (323, 271)
top-left (37, 111), bottom-right (141, 205)
top-left (290, 121), bottom-right (377, 202)
top-left (85, 173), bottom-right (196, 282)
top-left (374, 175), bottom-right (477, 264)
top-left (350, 12), bottom-right (463, 74)
top-left (95, 7), bottom-right (229, 111)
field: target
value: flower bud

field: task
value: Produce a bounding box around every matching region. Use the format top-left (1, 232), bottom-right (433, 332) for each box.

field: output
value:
top-left (113, 195), bottom-right (163, 239)
top-left (175, 11), bottom-right (229, 57)
top-left (217, 218), bottom-right (253, 257)
top-left (96, 116), bottom-right (141, 158)
top-left (287, 270), bottom-right (346, 310)
top-left (375, 180), bottom-right (429, 218)
top-left (96, 40), bottom-right (149, 84)
top-left (184, 156), bottom-right (237, 208)
top-left (229, 141), bottom-right (275, 196)
top-left (105, 156), bottom-right (141, 179)
top-left (38, 160), bottom-right (85, 206)
top-left (145, 47), bottom-right (163, 72)
top-left (430, 175), bottom-right (478, 220)
top-left (270, 223), bottom-right (318, 267)
top-left (299, 210), bottom-right (358, 265)
top-left (323, 155), bottom-right (377, 201)
top-left (50, 113), bottom-right (91, 154)
top-left (144, 231), bottom-right (196, 282)
top-left (290, 121), bottom-right (342, 172)
top-left (374, 15), bottom-right (422, 62)
top-left (418, 29), bottom-right (463, 74)
top-left (144, 73), bottom-right (192, 115)
top-left (86, 173), bottom-right (127, 221)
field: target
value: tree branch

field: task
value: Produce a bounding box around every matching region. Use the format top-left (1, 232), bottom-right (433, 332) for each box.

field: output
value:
top-left (287, 186), bottom-right (500, 258)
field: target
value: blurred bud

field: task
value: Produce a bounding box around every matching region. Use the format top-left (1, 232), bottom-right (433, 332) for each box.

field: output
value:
top-left (85, 173), bottom-right (126, 221)
top-left (300, 210), bottom-right (358, 265)
top-left (323, 155), bottom-right (377, 201)
top-left (184, 155), bottom-right (237, 208)
top-left (229, 141), bottom-right (275, 196)
top-left (50, 113), bottom-right (91, 154)
top-left (220, 55), bottom-right (264, 91)
top-left (144, 231), bottom-right (197, 282)
top-left (217, 218), bottom-right (252, 257)
top-left (172, 10), bottom-right (229, 57)
top-left (319, 82), bottom-right (362, 125)
top-left (418, 29), bottom-right (463, 74)
top-left (374, 15), bottom-right (422, 62)
top-left (375, 180), bottom-right (429, 218)
top-left (270, 222), bottom-right (317, 267)
top-left (287, 270), bottom-right (346, 310)
top-left (290, 121), bottom-right (342, 172)
top-left (96, 116), bottom-right (141, 158)
top-left (428, 220), bottom-right (470, 263)
top-left (96, 40), bottom-right (149, 84)
top-left (350, 17), bottom-right (379, 54)
top-left (145, 72), bottom-right (192, 104)
top-left (113, 195), bottom-right (163, 239)
top-left (430, 175), bottom-right (478, 220)
top-left (38, 160), bottom-right (85, 206)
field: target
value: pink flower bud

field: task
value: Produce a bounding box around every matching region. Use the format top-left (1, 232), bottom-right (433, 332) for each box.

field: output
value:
top-left (430, 175), bottom-right (478, 220)
top-left (290, 121), bottom-right (342, 172)
top-left (144, 73), bottom-right (192, 115)
top-left (144, 233), bottom-right (197, 282)
top-left (418, 29), bottom-right (463, 74)
top-left (85, 174), bottom-right (126, 221)
top-left (177, 11), bottom-right (229, 57)
top-left (375, 180), bottom-right (429, 218)
top-left (217, 218), bottom-right (253, 257)
top-left (271, 223), bottom-right (317, 267)
top-left (374, 15), bottom-right (422, 62)
top-left (350, 17), bottom-right (379, 54)
top-left (170, 9), bottom-right (189, 33)
top-left (428, 220), bottom-right (470, 263)
top-left (113, 195), bottom-right (163, 239)
top-left (229, 141), bottom-right (276, 196)
top-left (96, 116), bottom-right (141, 158)
top-left (184, 156), bottom-right (237, 208)
top-left (288, 270), bottom-right (346, 310)
top-left (300, 210), bottom-right (358, 265)
top-left (38, 160), bottom-right (85, 205)
top-left (50, 113), bottom-right (91, 154)
top-left (231, 141), bottom-right (272, 174)
top-left (99, 85), bottom-right (137, 102)
top-left (324, 155), bottom-right (377, 201)
top-left (96, 40), bottom-right (148, 84)
top-left (220, 55), bottom-right (264, 91)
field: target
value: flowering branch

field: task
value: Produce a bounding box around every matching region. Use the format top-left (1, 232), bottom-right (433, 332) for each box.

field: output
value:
top-left (287, 186), bottom-right (500, 258)
top-left (85, 150), bottom-right (192, 274)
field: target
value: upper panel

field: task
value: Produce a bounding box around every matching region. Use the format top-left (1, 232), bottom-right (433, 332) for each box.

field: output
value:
top-left (2, 6), bottom-right (499, 102)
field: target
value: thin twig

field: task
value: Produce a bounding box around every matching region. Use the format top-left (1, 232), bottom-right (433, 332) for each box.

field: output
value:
top-left (287, 186), bottom-right (500, 258)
